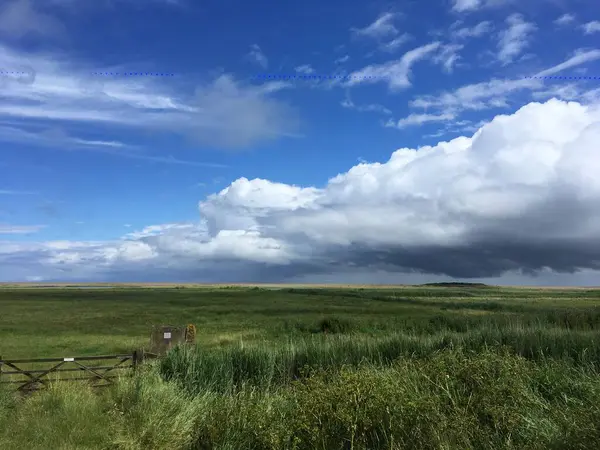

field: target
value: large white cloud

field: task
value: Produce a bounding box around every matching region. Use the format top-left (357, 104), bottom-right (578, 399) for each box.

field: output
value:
top-left (2, 98), bottom-right (600, 283)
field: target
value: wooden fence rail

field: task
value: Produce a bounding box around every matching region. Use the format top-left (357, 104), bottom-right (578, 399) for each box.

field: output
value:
top-left (0, 351), bottom-right (156, 392)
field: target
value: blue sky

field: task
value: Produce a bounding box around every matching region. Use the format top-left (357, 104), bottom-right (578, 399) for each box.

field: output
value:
top-left (1, 0), bottom-right (600, 284)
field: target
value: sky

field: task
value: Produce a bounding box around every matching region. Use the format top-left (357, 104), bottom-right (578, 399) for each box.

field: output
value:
top-left (1, 0), bottom-right (600, 285)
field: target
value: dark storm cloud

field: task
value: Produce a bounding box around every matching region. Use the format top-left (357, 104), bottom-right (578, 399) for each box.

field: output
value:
top-left (2, 99), bottom-right (600, 284)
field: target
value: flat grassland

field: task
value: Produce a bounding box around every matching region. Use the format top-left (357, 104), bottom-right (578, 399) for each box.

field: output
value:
top-left (1, 284), bottom-right (600, 449)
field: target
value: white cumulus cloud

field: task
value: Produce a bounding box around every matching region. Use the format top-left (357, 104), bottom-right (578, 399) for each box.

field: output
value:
top-left (3, 99), bottom-right (600, 283)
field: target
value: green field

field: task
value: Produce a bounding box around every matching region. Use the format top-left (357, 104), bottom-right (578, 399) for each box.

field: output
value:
top-left (1, 285), bottom-right (600, 449)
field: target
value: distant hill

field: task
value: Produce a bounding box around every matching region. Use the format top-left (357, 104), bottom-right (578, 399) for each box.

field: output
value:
top-left (421, 282), bottom-right (490, 288)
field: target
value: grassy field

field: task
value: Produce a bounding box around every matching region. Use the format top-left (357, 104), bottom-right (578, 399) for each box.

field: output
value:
top-left (1, 284), bottom-right (600, 449)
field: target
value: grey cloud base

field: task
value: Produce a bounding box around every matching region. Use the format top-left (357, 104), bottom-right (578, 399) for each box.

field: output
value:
top-left (2, 99), bottom-right (600, 284)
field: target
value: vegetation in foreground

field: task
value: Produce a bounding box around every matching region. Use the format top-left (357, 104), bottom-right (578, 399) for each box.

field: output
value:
top-left (1, 285), bottom-right (600, 449)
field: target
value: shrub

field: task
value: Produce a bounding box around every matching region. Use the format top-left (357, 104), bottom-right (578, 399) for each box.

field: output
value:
top-left (317, 317), bottom-right (355, 334)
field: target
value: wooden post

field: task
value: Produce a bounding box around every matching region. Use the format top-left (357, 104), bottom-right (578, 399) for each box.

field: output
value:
top-left (132, 350), bottom-right (144, 372)
top-left (149, 325), bottom-right (187, 355)
top-left (185, 324), bottom-right (196, 344)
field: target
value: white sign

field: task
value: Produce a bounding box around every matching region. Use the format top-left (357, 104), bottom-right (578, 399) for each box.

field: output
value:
top-left (163, 332), bottom-right (172, 339)
top-left (63, 357), bottom-right (74, 362)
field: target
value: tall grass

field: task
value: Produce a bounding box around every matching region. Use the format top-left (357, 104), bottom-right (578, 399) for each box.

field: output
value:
top-left (270, 308), bottom-right (600, 340)
top-left (2, 349), bottom-right (600, 449)
top-left (159, 325), bottom-right (600, 395)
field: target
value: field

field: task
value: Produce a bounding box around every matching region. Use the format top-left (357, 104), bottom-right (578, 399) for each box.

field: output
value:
top-left (1, 284), bottom-right (600, 449)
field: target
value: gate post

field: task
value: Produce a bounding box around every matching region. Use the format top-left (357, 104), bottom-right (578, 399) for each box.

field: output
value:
top-left (132, 350), bottom-right (144, 371)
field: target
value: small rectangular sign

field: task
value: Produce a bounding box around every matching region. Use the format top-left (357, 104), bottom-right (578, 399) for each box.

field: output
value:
top-left (63, 357), bottom-right (74, 362)
top-left (163, 332), bottom-right (172, 339)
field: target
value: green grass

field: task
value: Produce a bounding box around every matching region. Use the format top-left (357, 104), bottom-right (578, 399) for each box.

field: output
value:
top-left (3, 285), bottom-right (600, 357)
top-left (1, 285), bottom-right (600, 449)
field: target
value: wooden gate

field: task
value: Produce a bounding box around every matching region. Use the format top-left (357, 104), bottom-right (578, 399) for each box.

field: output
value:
top-left (0, 351), bottom-right (152, 392)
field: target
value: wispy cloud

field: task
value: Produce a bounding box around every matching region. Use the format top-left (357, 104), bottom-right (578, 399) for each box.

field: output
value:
top-left (554, 13), bottom-right (576, 27)
top-left (530, 82), bottom-right (585, 103)
top-left (246, 44), bottom-right (268, 68)
top-left (452, 0), bottom-right (481, 12)
top-left (451, 21), bottom-right (492, 39)
top-left (422, 118), bottom-right (489, 139)
top-left (0, 44), bottom-right (299, 149)
top-left (535, 49), bottom-right (600, 77)
top-left (0, 0), bottom-right (64, 40)
top-left (497, 13), bottom-right (536, 65)
top-left (124, 223), bottom-right (195, 240)
top-left (433, 44), bottom-right (463, 73)
top-left (0, 124), bottom-right (229, 168)
top-left (47, 0), bottom-right (184, 13)
top-left (341, 96), bottom-right (391, 115)
top-left (582, 21), bottom-right (600, 35)
top-left (351, 13), bottom-right (399, 40)
top-left (451, 0), bottom-right (513, 13)
top-left (0, 189), bottom-right (38, 195)
top-left (408, 49), bottom-right (600, 120)
top-left (294, 64), bottom-right (315, 74)
top-left (0, 224), bottom-right (45, 234)
top-left (379, 33), bottom-right (412, 52)
top-left (106, 150), bottom-right (229, 168)
top-left (385, 111), bottom-right (457, 129)
top-left (345, 42), bottom-right (441, 91)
